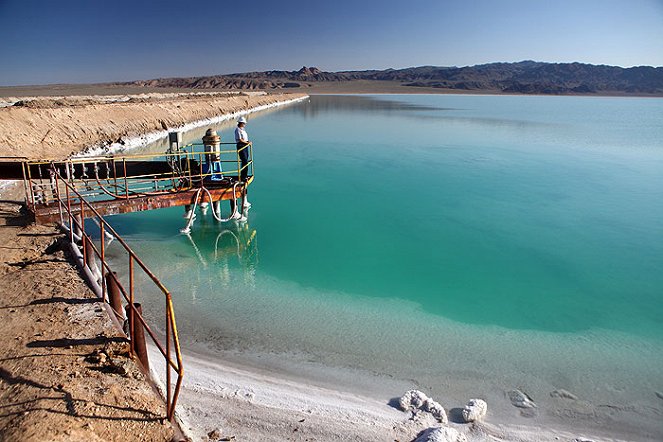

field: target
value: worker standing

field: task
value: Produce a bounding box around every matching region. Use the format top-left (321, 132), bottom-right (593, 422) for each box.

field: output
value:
top-left (234, 116), bottom-right (252, 209)
top-left (235, 117), bottom-right (251, 181)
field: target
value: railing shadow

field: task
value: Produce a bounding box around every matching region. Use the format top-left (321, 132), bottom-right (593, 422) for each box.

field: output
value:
top-left (26, 336), bottom-right (128, 349)
top-left (0, 367), bottom-right (162, 422)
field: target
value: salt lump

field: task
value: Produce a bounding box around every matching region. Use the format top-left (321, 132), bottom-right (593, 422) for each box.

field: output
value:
top-left (399, 390), bottom-right (448, 423)
top-left (422, 398), bottom-right (447, 423)
top-left (414, 427), bottom-right (468, 442)
top-left (507, 389), bottom-right (538, 417)
top-left (550, 389), bottom-right (578, 400)
top-left (507, 389), bottom-right (537, 408)
top-left (461, 398), bottom-right (487, 422)
top-left (399, 389), bottom-right (428, 411)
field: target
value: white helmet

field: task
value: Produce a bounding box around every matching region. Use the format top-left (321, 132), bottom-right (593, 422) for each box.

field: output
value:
top-left (238, 116), bottom-right (247, 124)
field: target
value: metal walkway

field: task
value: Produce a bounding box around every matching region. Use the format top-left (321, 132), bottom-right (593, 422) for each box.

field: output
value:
top-left (1, 141), bottom-right (253, 223)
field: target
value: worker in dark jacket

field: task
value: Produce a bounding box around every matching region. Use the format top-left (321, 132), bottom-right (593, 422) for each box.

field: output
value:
top-left (234, 116), bottom-right (250, 182)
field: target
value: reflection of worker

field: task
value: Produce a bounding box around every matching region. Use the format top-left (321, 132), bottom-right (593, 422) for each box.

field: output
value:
top-left (234, 117), bottom-right (250, 181)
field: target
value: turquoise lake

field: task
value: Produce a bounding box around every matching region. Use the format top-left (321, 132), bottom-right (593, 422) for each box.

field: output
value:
top-left (106, 94), bottom-right (663, 435)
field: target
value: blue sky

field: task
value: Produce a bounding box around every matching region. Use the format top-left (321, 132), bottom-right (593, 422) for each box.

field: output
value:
top-left (1, 0), bottom-right (662, 86)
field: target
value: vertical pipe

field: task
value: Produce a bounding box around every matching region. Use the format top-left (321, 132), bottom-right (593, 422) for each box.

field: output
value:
top-left (240, 185), bottom-right (247, 213)
top-left (84, 238), bottom-right (98, 279)
top-left (125, 303), bottom-right (149, 370)
top-left (73, 215), bottom-right (82, 243)
top-left (105, 272), bottom-right (124, 320)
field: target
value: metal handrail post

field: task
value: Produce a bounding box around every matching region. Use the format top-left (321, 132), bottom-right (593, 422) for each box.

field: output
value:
top-left (20, 162), bottom-right (30, 208)
top-left (53, 171), bottom-right (64, 226)
top-left (198, 153), bottom-right (203, 186)
top-left (129, 256), bottom-right (135, 357)
top-left (65, 182), bottom-right (73, 244)
top-left (123, 158), bottom-right (129, 200)
top-left (80, 200), bottom-right (86, 263)
top-left (249, 142), bottom-right (254, 177)
top-left (112, 159), bottom-right (118, 195)
top-left (100, 221), bottom-right (106, 300)
top-left (26, 163), bottom-right (35, 208)
top-left (166, 294), bottom-right (172, 416)
top-left (186, 152), bottom-right (192, 186)
top-left (237, 146), bottom-right (241, 181)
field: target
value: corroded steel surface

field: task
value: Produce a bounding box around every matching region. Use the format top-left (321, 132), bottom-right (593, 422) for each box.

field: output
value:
top-left (32, 183), bottom-right (248, 223)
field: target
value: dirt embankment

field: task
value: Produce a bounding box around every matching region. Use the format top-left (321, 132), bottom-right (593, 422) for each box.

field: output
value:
top-left (0, 187), bottom-right (175, 441)
top-left (0, 92), bottom-right (307, 160)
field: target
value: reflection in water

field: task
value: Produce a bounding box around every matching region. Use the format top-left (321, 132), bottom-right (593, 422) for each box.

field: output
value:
top-left (291, 95), bottom-right (457, 119)
top-left (184, 221), bottom-right (259, 294)
top-left (135, 95), bottom-right (557, 158)
top-left (295, 95), bottom-right (559, 131)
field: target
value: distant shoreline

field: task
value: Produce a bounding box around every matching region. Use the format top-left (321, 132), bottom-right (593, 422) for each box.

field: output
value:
top-left (2, 81), bottom-right (663, 99)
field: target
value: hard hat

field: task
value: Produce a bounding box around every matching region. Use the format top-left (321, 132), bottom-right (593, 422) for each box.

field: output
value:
top-left (237, 117), bottom-right (247, 124)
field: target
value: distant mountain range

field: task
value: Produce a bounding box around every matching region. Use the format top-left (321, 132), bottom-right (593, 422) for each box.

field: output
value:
top-left (125, 61), bottom-right (663, 95)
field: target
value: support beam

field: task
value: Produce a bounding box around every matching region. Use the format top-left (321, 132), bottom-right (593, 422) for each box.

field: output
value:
top-left (31, 183), bottom-right (249, 223)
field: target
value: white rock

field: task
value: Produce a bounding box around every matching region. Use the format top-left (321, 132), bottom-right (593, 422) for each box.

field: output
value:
top-left (399, 390), bottom-right (429, 412)
top-left (423, 398), bottom-right (448, 424)
top-left (414, 427), bottom-right (468, 442)
top-left (461, 398), bottom-right (487, 422)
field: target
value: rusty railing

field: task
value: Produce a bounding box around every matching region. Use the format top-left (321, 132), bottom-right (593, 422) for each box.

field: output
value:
top-left (52, 168), bottom-right (184, 421)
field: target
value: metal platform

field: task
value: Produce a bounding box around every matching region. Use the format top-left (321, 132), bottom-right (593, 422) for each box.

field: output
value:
top-left (0, 141), bottom-right (254, 223)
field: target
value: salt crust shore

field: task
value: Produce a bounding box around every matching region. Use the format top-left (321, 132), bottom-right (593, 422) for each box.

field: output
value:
top-left (77, 94), bottom-right (309, 158)
top-left (147, 346), bottom-right (633, 442)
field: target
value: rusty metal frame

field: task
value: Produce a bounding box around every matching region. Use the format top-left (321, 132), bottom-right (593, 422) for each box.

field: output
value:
top-left (53, 170), bottom-right (184, 422)
top-left (21, 143), bottom-right (253, 223)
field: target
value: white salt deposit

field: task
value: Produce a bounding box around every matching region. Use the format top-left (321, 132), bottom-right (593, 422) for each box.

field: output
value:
top-left (75, 95), bottom-right (309, 158)
top-left (461, 398), bottom-right (487, 422)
